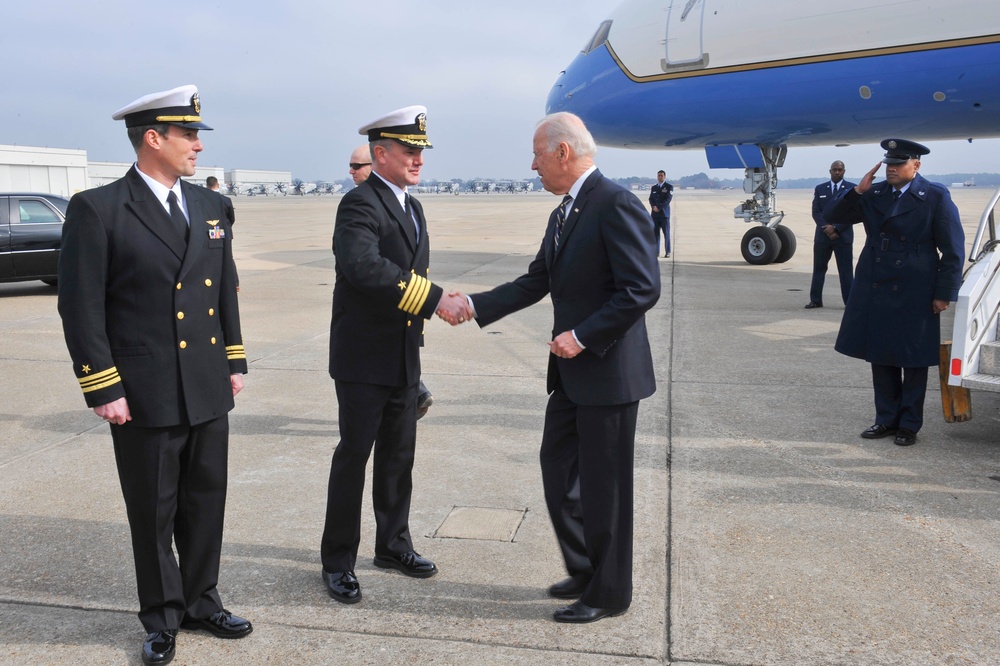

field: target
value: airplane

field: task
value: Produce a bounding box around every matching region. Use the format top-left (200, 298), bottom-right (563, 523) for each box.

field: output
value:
top-left (545, 0), bottom-right (1000, 264)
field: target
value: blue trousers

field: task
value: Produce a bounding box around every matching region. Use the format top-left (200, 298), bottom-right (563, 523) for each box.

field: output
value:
top-left (652, 211), bottom-right (670, 256)
top-left (809, 241), bottom-right (853, 305)
top-left (871, 363), bottom-right (929, 432)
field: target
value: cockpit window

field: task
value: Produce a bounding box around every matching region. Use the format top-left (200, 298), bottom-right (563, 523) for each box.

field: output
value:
top-left (582, 20), bottom-right (612, 55)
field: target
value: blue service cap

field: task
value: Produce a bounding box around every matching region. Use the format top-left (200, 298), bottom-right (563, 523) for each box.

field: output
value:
top-left (112, 84), bottom-right (213, 131)
top-left (881, 138), bottom-right (928, 164)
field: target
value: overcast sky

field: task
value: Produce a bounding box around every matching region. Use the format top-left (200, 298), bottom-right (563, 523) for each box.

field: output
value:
top-left (4, 0), bottom-right (998, 183)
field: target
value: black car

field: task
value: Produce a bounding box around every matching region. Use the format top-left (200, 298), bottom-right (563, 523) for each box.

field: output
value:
top-left (0, 192), bottom-right (69, 286)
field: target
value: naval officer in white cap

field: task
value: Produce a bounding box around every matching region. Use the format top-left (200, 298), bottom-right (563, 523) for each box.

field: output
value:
top-left (320, 106), bottom-right (468, 604)
top-left (57, 84), bottom-right (251, 665)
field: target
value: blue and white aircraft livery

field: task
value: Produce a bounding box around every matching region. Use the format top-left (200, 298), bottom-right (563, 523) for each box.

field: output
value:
top-left (546, 0), bottom-right (1000, 264)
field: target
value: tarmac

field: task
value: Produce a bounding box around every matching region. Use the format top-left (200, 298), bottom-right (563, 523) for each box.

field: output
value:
top-left (2, 187), bottom-right (999, 665)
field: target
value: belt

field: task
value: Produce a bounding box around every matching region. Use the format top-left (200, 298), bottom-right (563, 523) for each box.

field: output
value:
top-left (869, 239), bottom-right (934, 253)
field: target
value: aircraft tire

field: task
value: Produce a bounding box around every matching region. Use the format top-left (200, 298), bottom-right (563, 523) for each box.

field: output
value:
top-left (741, 226), bottom-right (782, 265)
top-left (773, 225), bottom-right (797, 263)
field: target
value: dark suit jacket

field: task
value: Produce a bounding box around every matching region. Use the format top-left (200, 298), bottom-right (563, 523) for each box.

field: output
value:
top-left (826, 173), bottom-right (965, 367)
top-left (812, 180), bottom-right (855, 245)
top-left (649, 181), bottom-right (673, 218)
top-left (220, 193), bottom-right (236, 225)
top-left (329, 174), bottom-right (442, 388)
top-left (472, 170), bottom-right (660, 406)
top-left (58, 166), bottom-right (246, 427)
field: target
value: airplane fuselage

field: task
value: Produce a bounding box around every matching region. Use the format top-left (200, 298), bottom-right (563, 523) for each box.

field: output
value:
top-left (546, 0), bottom-right (1000, 150)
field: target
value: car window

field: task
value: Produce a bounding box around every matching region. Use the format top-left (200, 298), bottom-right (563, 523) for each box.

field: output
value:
top-left (18, 200), bottom-right (62, 224)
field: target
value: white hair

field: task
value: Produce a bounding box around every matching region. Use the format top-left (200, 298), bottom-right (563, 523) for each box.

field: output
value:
top-left (536, 112), bottom-right (597, 158)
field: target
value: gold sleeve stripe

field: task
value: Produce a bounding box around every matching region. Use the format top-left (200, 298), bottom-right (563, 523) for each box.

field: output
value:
top-left (79, 366), bottom-right (119, 387)
top-left (81, 375), bottom-right (122, 394)
top-left (398, 274), bottom-right (431, 315)
top-left (226, 344), bottom-right (246, 360)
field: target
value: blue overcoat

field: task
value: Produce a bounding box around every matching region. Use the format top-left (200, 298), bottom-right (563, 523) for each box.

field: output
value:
top-left (825, 173), bottom-right (965, 367)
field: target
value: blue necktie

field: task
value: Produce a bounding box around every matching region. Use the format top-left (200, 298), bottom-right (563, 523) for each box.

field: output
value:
top-left (553, 194), bottom-right (573, 252)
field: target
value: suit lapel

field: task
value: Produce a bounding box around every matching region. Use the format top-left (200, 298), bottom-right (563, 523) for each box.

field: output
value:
top-left (124, 168), bottom-right (187, 260)
top-left (410, 194), bottom-right (428, 257)
top-left (177, 182), bottom-right (207, 280)
top-left (369, 176), bottom-right (417, 252)
top-left (552, 170), bottom-right (601, 263)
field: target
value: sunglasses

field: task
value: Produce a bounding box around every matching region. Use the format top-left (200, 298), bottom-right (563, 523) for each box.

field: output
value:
top-left (349, 162), bottom-right (371, 170)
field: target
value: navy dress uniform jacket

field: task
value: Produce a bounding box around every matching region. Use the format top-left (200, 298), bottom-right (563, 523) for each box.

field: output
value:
top-left (812, 180), bottom-right (855, 244)
top-left (472, 170), bottom-right (660, 405)
top-left (825, 173), bottom-right (965, 367)
top-left (329, 175), bottom-right (442, 388)
top-left (58, 167), bottom-right (247, 427)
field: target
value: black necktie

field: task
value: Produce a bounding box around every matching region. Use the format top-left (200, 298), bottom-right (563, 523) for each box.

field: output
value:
top-left (893, 189), bottom-right (902, 202)
top-left (553, 194), bottom-right (573, 251)
top-left (405, 193), bottom-right (420, 241)
top-left (166, 191), bottom-right (189, 242)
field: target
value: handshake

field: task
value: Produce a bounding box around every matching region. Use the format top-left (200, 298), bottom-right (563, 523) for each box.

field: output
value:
top-left (436, 291), bottom-right (474, 326)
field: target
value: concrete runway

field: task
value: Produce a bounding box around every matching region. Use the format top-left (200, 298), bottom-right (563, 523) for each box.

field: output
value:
top-left (2, 188), bottom-right (999, 665)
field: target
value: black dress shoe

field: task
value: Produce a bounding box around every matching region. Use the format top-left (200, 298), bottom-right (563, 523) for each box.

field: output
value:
top-left (804, 301), bottom-right (823, 309)
top-left (416, 388), bottom-right (434, 420)
top-left (142, 629), bottom-right (176, 665)
top-left (373, 550), bottom-right (438, 578)
top-left (552, 600), bottom-right (627, 624)
top-left (860, 424), bottom-right (897, 439)
top-left (323, 570), bottom-right (362, 604)
top-left (894, 428), bottom-right (918, 446)
top-left (548, 574), bottom-right (591, 599)
top-left (181, 609), bottom-right (252, 639)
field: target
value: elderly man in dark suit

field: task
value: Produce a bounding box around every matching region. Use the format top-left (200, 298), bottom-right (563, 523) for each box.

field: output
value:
top-left (58, 85), bottom-right (251, 665)
top-left (454, 112), bottom-right (660, 623)
top-left (805, 160), bottom-right (855, 309)
top-left (826, 139), bottom-right (965, 446)
top-left (321, 106), bottom-right (468, 604)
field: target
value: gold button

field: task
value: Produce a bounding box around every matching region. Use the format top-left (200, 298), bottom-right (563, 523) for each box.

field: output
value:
top-left (211, 337), bottom-right (217, 344)
top-left (407, 320), bottom-right (412, 327)
top-left (176, 282), bottom-right (182, 290)
top-left (177, 312), bottom-right (184, 320)
top-left (179, 341), bottom-right (187, 349)
top-left (204, 279), bottom-right (212, 287)
top-left (208, 308), bottom-right (215, 316)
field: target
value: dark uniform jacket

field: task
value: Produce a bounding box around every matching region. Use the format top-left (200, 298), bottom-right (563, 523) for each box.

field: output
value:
top-left (329, 175), bottom-right (442, 388)
top-left (472, 170), bottom-right (660, 406)
top-left (825, 173), bottom-right (965, 367)
top-left (58, 167), bottom-right (247, 427)
top-left (648, 181), bottom-right (673, 218)
top-left (812, 180), bottom-right (855, 245)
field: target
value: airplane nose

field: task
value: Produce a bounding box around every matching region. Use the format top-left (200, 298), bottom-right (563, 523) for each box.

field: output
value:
top-left (546, 72), bottom-right (568, 113)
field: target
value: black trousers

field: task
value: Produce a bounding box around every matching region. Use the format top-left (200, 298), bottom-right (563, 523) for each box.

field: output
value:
top-left (871, 363), bottom-right (929, 432)
top-left (111, 416), bottom-right (229, 632)
top-left (321, 380), bottom-right (417, 573)
top-left (541, 388), bottom-right (638, 610)
top-left (809, 241), bottom-right (853, 305)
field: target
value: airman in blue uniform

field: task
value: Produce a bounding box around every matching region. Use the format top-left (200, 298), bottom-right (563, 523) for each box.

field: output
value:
top-left (825, 139), bottom-right (965, 446)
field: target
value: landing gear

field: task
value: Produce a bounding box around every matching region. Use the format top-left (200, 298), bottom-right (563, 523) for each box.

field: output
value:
top-left (773, 225), bottom-right (797, 264)
top-left (741, 227), bottom-right (781, 265)
top-left (733, 144), bottom-right (796, 265)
